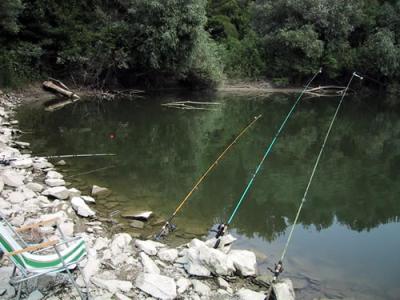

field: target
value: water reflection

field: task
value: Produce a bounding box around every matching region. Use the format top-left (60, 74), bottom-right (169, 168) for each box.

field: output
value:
top-left (17, 91), bottom-right (400, 299)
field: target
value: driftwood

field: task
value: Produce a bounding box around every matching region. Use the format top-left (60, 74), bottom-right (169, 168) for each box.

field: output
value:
top-left (42, 79), bottom-right (80, 100)
top-left (305, 85), bottom-right (355, 97)
top-left (162, 101), bottom-right (221, 111)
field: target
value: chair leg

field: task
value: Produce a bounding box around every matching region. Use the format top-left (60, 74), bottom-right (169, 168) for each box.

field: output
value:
top-left (65, 267), bottom-right (86, 300)
top-left (16, 282), bottom-right (23, 300)
top-left (77, 265), bottom-right (90, 300)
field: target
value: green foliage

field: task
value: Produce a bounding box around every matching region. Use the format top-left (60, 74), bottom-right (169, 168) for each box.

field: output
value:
top-left (0, 0), bottom-right (23, 34)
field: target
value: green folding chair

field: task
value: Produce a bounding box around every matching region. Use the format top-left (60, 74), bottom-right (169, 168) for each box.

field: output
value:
top-left (0, 212), bottom-right (89, 299)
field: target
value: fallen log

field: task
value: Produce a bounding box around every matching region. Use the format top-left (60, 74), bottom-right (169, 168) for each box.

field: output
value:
top-left (42, 80), bottom-right (80, 100)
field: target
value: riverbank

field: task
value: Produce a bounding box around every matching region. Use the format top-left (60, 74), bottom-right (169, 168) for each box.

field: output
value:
top-left (0, 90), bottom-right (295, 299)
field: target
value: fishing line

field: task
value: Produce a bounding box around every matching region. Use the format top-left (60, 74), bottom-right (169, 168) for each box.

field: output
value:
top-left (264, 72), bottom-right (363, 299)
top-left (213, 68), bottom-right (322, 248)
top-left (155, 114), bottom-right (263, 239)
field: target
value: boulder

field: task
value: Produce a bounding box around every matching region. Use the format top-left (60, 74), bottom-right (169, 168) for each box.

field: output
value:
top-left (205, 234), bottom-right (237, 253)
top-left (59, 221), bottom-right (74, 236)
top-left (228, 250), bottom-right (257, 276)
top-left (42, 186), bottom-right (69, 200)
top-left (46, 171), bottom-right (63, 179)
top-left (135, 239), bottom-right (165, 256)
top-left (192, 280), bottom-right (211, 297)
top-left (91, 185), bottom-right (111, 198)
top-left (8, 191), bottom-right (26, 204)
top-left (71, 197), bottom-right (95, 217)
top-left (93, 237), bottom-right (109, 251)
top-left (91, 277), bottom-right (132, 293)
top-left (157, 248), bottom-right (178, 262)
top-left (26, 182), bottom-right (44, 193)
top-left (136, 273), bottom-right (177, 300)
top-left (235, 288), bottom-right (265, 300)
top-left (130, 220), bottom-right (145, 229)
top-left (45, 178), bottom-right (66, 187)
top-left (2, 170), bottom-right (24, 187)
top-left (273, 279), bottom-right (295, 300)
top-left (81, 195), bottom-right (95, 203)
top-left (176, 277), bottom-right (191, 294)
top-left (26, 290), bottom-right (44, 300)
top-left (140, 252), bottom-right (160, 274)
top-left (110, 233), bottom-right (132, 256)
top-left (68, 188), bottom-right (81, 197)
top-left (11, 158), bottom-right (33, 169)
top-left (33, 160), bottom-right (53, 170)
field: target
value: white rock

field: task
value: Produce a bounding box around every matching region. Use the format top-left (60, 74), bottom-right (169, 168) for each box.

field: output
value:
top-left (11, 158), bottom-right (33, 169)
top-left (0, 179), bottom-right (3, 193)
top-left (176, 277), bottom-right (192, 294)
top-left (42, 186), bottom-right (70, 200)
top-left (45, 178), bottom-right (65, 187)
top-left (273, 279), bottom-right (295, 300)
top-left (46, 171), bottom-right (63, 179)
top-left (21, 187), bottom-right (36, 199)
top-left (81, 195), bottom-right (96, 203)
top-left (93, 237), bottom-right (109, 251)
top-left (33, 160), bottom-right (53, 170)
top-left (26, 290), bottom-right (43, 300)
top-left (184, 247), bottom-right (211, 277)
top-left (140, 252), bottom-right (161, 274)
top-left (26, 182), bottom-right (44, 192)
top-left (10, 215), bottom-right (24, 227)
top-left (2, 170), bottom-right (24, 187)
top-left (115, 293), bottom-right (131, 300)
top-left (71, 197), bottom-right (96, 217)
top-left (235, 288), bottom-right (265, 300)
top-left (91, 185), bottom-right (110, 197)
top-left (158, 248), bottom-right (178, 262)
top-left (55, 160), bottom-right (67, 166)
top-left (68, 188), bottom-right (81, 197)
top-left (110, 233), bottom-right (132, 255)
top-left (135, 239), bottom-right (165, 256)
top-left (217, 277), bottom-right (230, 290)
top-left (59, 221), bottom-right (74, 236)
top-left (82, 252), bottom-right (100, 283)
top-left (91, 277), bottom-right (132, 293)
top-left (0, 198), bottom-right (11, 209)
top-left (136, 273), bottom-right (177, 300)
top-left (191, 280), bottom-right (210, 297)
top-left (228, 250), bottom-right (257, 276)
top-left (205, 234), bottom-right (237, 253)
top-left (122, 210), bottom-right (153, 220)
top-left (8, 191), bottom-right (26, 204)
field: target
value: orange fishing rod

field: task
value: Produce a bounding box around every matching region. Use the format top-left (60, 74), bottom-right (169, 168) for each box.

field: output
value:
top-left (156, 114), bottom-right (262, 239)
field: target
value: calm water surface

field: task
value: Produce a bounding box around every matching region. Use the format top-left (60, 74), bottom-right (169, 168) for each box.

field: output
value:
top-left (17, 91), bottom-right (400, 299)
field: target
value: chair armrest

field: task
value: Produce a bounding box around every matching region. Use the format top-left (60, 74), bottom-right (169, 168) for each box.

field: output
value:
top-left (32, 236), bottom-right (84, 254)
top-left (7, 240), bottom-right (59, 256)
top-left (15, 218), bottom-right (59, 233)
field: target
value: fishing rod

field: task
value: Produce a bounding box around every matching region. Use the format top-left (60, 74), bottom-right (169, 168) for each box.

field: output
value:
top-left (42, 153), bottom-right (116, 159)
top-left (264, 72), bottom-right (363, 299)
top-left (213, 68), bottom-right (322, 248)
top-left (155, 114), bottom-right (263, 239)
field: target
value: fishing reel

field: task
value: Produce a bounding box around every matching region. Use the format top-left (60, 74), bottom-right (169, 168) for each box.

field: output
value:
top-left (155, 221), bottom-right (176, 240)
top-left (213, 223), bottom-right (228, 249)
top-left (268, 260), bottom-right (284, 283)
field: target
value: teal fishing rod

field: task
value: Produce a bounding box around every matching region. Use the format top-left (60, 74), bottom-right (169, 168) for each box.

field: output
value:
top-left (213, 68), bottom-right (322, 248)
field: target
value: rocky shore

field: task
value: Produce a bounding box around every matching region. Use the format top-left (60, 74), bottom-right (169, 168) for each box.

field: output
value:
top-left (0, 91), bottom-right (295, 300)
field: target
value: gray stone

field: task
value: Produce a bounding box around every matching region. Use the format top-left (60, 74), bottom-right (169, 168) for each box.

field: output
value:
top-left (140, 252), bottom-right (161, 274)
top-left (115, 293), bottom-right (131, 300)
top-left (228, 250), bottom-right (257, 276)
top-left (81, 195), bottom-right (96, 203)
top-left (42, 186), bottom-right (70, 200)
top-left (11, 158), bottom-right (33, 169)
top-left (157, 248), bottom-right (178, 262)
top-left (235, 288), bottom-right (265, 300)
top-left (110, 233), bottom-right (132, 256)
top-left (91, 277), bottom-right (132, 293)
top-left (273, 279), bottom-right (295, 300)
top-left (217, 277), bottom-right (230, 290)
top-left (176, 277), bottom-right (191, 294)
top-left (45, 178), bottom-right (66, 187)
top-left (56, 160), bottom-right (67, 166)
top-left (2, 170), bottom-right (24, 187)
top-left (136, 273), bottom-right (177, 300)
top-left (26, 182), bottom-right (44, 192)
top-left (8, 191), bottom-right (26, 204)
top-left (122, 210), bottom-right (153, 220)
top-left (130, 220), bottom-right (145, 229)
top-left (191, 280), bottom-right (210, 297)
top-left (26, 290), bottom-right (44, 300)
top-left (91, 185), bottom-right (111, 198)
top-left (46, 171), bottom-right (63, 179)
top-left (71, 197), bottom-right (96, 217)
top-left (135, 239), bottom-right (165, 256)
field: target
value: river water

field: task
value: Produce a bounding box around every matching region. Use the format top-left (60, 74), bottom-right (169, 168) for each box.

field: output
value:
top-left (17, 91), bottom-right (400, 299)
